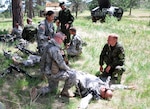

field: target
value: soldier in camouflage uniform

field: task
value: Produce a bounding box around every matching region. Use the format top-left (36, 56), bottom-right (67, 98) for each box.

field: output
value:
top-left (66, 27), bottom-right (82, 57)
top-left (11, 22), bottom-right (23, 39)
top-left (22, 18), bottom-right (37, 42)
top-left (30, 32), bottom-right (76, 101)
top-left (12, 54), bottom-right (41, 67)
top-left (57, 2), bottom-right (74, 46)
top-left (99, 33), bottom-right (125, 84)
top-left (37, 11), bottom-right (55, 55)
top-left (75, 71), bottom-right (135, 109)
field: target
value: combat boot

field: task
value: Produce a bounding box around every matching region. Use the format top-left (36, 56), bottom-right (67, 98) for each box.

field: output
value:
top-left (30, 87), bottom-right (41, 101)
top-left (112, 66), bottom-right (125, 84)
top-left (61, 89), bottom-right (74, 97)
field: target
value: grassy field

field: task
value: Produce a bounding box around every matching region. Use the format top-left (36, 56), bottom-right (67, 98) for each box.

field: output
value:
top-left (0, 9), bottom-right (150, 109)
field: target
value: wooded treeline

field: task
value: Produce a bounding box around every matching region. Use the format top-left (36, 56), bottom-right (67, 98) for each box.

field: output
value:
top-left (0, 0), bottom-right (149, 27)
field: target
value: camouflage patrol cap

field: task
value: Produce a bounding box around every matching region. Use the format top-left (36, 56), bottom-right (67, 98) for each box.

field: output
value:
top-left (59, 2), bottom-right (65, 6)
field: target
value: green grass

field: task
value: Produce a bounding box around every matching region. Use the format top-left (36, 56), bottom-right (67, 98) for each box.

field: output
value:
top-left (0, 9), bottom-right (150, 109)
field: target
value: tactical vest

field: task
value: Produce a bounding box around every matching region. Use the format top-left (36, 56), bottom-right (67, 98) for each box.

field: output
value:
top-left (43, 43), bottom-right (59, 75)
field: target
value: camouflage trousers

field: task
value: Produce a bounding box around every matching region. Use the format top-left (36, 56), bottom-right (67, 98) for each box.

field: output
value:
top-left (67, 48), bottom-right (82, 56)
top-left (112, 66), bottom-right (125, 84)
top-left (101, 66), bottom-right (125, 84)
top-left (22, 55), bottom-right (41, 66)
top-left (39, 70), bottom-right (76, 95)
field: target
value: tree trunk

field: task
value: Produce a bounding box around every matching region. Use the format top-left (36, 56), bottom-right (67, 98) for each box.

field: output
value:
top-left (25, 0), bottom-right (29, 16)
top-left (28, 0), bottom-right (33, 18)
top-left (75, 4), bottom-right (78, 18)
top-left (129, 0), bottom-right (133, 16)
top-left (148, 16), bottom-right (150, 26)
top-left (37, 0), bottom-right (41, 5)
top-left (12, 0), bottom-right (23, 27)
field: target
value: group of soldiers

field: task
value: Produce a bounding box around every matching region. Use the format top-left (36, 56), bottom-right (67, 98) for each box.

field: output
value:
top-left (1, 2), bottom-right (136, 109)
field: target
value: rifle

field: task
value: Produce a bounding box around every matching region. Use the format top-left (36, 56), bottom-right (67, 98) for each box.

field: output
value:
top-left (0, 64), bottom-right (34, 78)
top-left (61, 48), bottom-right (69, 65)
top-left (16, 45), bottom-right (38, 55)
top-left (0, 34), bottom-right (16, 43)
top-left (79, 93), bottom-right (93, 109)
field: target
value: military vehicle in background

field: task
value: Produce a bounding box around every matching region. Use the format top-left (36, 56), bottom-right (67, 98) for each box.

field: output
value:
top-left (91, 0), bottom-right (123, 22)
top-left (40, 2), bottom-right (61, 17)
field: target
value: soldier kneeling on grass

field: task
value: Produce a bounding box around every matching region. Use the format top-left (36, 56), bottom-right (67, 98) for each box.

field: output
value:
top-left (99, 33), bottom-right (125, 84)
top-left (30, 32), bottom-right (76, 101)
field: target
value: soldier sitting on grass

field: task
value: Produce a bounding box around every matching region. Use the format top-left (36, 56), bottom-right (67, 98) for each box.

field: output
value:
top-left (22, 18), bottom-right (37, 43)
top-left (66, 27), bottom-right (83, 58)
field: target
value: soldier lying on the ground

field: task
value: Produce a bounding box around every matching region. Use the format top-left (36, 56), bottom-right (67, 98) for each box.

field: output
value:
top-left (12, 55), bottom-right (41, 67)
top-left (3, 46), bottom-right (40, 67)
top-left (74, 71), bottom-right (136, 109)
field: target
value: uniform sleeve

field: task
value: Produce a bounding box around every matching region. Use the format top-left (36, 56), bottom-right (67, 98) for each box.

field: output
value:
top-left (67, 10), bottom-right (74, 24)
top-left (37, 23), bottom-right (48, 41)
top-left (99, 44), bottom-right (108, 66)
top-left (110, 84), bottom-right (128, 90)
top-left (40, 47), bottom-right (47, 74)
top-left (76, 37), bottom-right (82, 50)
top-left (51, 47), bottom-right (70, 70)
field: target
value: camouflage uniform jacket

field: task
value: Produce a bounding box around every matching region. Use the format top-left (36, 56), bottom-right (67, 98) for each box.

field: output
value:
top-left (37, 19), bottom-right (55, 49)
top-left (76, 71), bottom-right (105, 99)
top-left (11, 26), bottom-right (23, 38)
top-left (40, 39), bottom-right (70, 75)
top-left (99, 42), bottom-right (125, 68)
top-left (67, 34), bottom-right (82, 56)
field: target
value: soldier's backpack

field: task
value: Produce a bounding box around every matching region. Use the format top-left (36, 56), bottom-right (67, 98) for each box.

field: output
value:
top-left (22, 25), bottom-right (37, 42)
